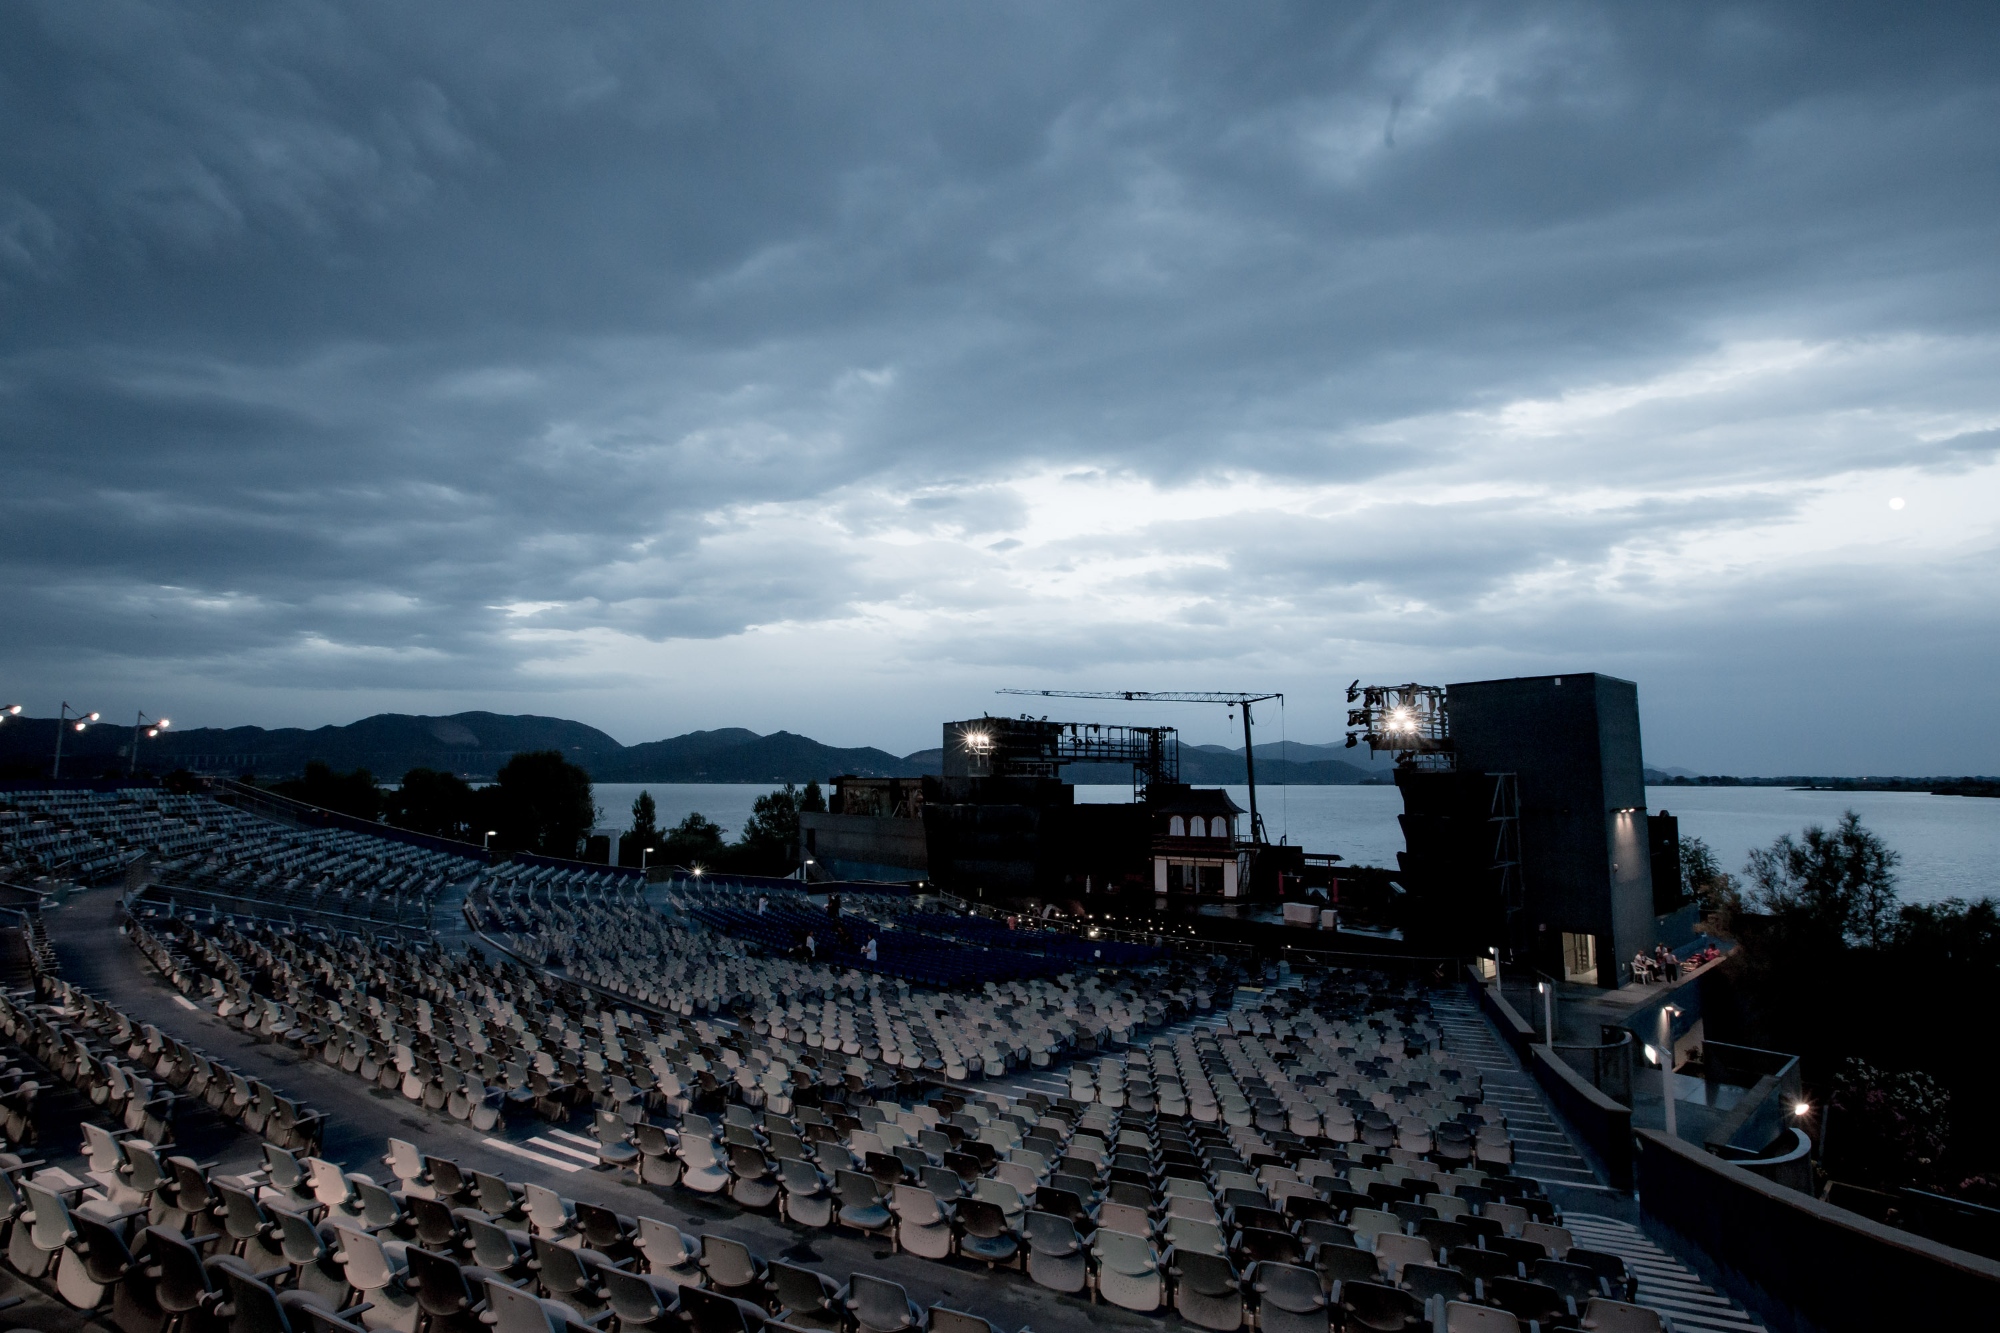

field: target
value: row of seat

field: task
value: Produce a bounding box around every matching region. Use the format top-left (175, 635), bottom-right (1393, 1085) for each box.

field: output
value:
top-left (471, 886), bottom-right (1236, 1077)
top-left (0, 975), bottom-right (327, 1156)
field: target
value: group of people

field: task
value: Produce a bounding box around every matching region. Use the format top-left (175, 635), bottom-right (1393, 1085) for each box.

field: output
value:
top-left (1630, 939), bottom-right (1723, 986)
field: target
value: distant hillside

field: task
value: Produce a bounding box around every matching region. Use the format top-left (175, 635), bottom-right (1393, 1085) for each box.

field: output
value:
top-left (0, 711), bottom-right (924, 783)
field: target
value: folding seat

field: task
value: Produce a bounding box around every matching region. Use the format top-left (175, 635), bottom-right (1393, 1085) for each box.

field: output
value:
top-left (844, 1274), bottom-right (922, 1333)
top-left (1097, 1200), bottom-right (1152, 1236)
top-left (768, 1262), bottom-right (845, 1332)
top-left (1484, 1236), bottom-right (1547, 1267)
top-left (1487, 1276), bottom-right (1570, 1327)
top-left (971, 1178), bottom-right (1025, 1230)
top-left (951, 1196), bottom-right (1019, 1270)
top-left (1448, 1247), bottom-right (1522, 1283)
top-left (629, 1217), bottom-right (701, 1290)
top-left (1348, 1207), bottom-right (1402, 1247)
top-left (330, 1224), bottom-right (420, 1332)
top-left (833, 1169), bottom-right (893, 1238)
top-left (1247, 1259), bottom-right (1328, 1333)
top-left (1021, 1210), bottom-right (1088, 1294)
top-left (1339, 1281), bottom-right (1427, 1333)
top-left (484, 1278), bottom-right (597, 1333)
top-left (1092, 1224), bottom-right (1166, 1312)
top-left (677, 1134), bottom-right (732, 1196)
top-left (1441, 1301), bottom-right (1521, 1333)
top-left (533, 1236), bottom-right (618, 1316)
top-left (1314, 1241), bottom-right (1378, 1288)
top-left (1520, 1221), bottom-right (1574, 1259)
top-left (1400, 1261), bottom-right (1474, 1310)
top-left (1164, 1214), bottom-right (1229, 1259)
top-left (884, 1183), bottom-right (951, 1260)
top-left (1480, 1202), bottom-right (1529, 1235)
top-left (1172, 1248), bottom-right (1246, 1331)
top-left (1373, 1231), bottom-right (1434, 1281)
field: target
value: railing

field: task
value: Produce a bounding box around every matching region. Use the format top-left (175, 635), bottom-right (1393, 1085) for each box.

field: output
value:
top-left (1701, 1040), bottom-right (1804, 1158)
top-left (1637, 1128), bottom-right (2000, 1333)
top-left (1553, 1025), bottom-right (1635, 1104)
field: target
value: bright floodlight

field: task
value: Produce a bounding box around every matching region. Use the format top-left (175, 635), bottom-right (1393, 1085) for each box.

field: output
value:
top-left (3, 705), bottom-right (19, 716)
top-left (158, 719), bottom-right (170, 728)
top-left (1793, 1100), bottom-right (1811, 1117)
top-left (74, 722), bottom-right (86, 731)
top-left (87, 712), bottom-right (99, 721)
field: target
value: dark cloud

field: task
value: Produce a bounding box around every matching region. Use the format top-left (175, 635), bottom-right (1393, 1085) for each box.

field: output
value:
top-left (2, 1), bottom-right (1998, 768)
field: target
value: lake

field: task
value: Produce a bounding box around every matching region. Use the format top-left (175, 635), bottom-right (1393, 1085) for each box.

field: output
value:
top-left (591, 780), bottom-right (1999, 907)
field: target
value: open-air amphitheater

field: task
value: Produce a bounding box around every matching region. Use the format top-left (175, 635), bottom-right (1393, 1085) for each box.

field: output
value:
top-left (0, 780), bottom-right (1987, 1333)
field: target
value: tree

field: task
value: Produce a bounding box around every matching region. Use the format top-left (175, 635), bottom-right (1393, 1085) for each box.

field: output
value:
top-left (736, 783), bottom-right (805, 874)
top-left (273, 761), bottom-right (382, 822)
top-left (478, 750), bottom-right (594, 857)
top-left (801, 780), bottom-right (827, 814)
top-left (661, 811), bottom-right (727, 868)
top-left (1679, 834), bottom-right (1741, 918)
top-left (619, 790), bottom-right (660, 867)
top-left (388, 767), bottom-right (477, 840)
top-left (1828, 1059), bottom-right (1952, 1192)
top-left (1744, 809), bottom-right (1901, 948)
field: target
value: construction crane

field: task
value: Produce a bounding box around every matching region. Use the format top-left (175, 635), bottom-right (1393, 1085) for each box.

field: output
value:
top-left (996, 690), bottom-right (1283, 843)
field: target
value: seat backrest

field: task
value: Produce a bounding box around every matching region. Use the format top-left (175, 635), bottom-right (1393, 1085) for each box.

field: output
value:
top-left (602, 1266), bottom-right (669, 1322)
top-left (768, 1261), bottom-right (834, 1315)
top-left (1580, 1298), bottom-right (1666, 1333)
top-left (1443, 1301), bottom-right (1522, 1333)
top-left (848, 1274), bottom-right (913, 1331)
top-left (1098, 1201), bottom-right (1151, 1235)
top-left (637, 1215), bottom-right (696, 1272)
top-left (927, 1307), bottom-right (995, 1333)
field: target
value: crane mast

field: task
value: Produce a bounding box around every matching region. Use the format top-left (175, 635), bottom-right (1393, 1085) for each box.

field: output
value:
top-left (996, 689), bottom-right (1283, 844)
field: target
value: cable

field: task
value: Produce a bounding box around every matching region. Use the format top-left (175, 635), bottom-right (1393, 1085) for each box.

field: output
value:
top-left (1280, 694), bottom-right (1289, 845)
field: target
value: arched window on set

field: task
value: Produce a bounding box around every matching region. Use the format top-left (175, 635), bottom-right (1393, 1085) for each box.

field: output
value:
top-left (1169, 816), bottom-right (1185, 837)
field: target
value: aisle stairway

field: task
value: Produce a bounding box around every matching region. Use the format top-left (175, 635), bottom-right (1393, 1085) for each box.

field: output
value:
top-left (1564, 1212), bottom-right (1769, 1333)
top-left (1432, 991), bottom-right (1600, 1188)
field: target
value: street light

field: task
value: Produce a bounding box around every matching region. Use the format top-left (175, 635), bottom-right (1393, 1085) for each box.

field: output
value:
top-left (52, 702), bottom-right (101, 778)
top-left (641, 846), bottom-right (654, 871)
top-left (128, 711), bottom-right (171, 777)
top-left (0, 705), bottom-right (21, 724)
top-left (1489, 946), bottom-right (1501, 989)
top-left (483, 830), bottom-right (497, 852)
top-left (1539, 980), bottom-right (1555, 1047)
top-left (1658, 1003), bottom-right (1683, 1139)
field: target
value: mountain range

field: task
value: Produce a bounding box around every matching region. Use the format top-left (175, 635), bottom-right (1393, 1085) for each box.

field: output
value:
top-left (0, 710), bottom-right (1393, 785)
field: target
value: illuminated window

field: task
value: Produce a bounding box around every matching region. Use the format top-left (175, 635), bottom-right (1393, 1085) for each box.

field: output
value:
top-left (1169, 816), bottom-right (1185, 837)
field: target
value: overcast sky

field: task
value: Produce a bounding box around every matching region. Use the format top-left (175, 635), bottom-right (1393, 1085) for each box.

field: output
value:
top-left (4, 2), bottom-right (1997, 772)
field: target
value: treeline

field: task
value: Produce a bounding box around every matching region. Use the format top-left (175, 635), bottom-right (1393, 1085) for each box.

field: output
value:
top-left (263, 753), bottom-right (828, 875)
top-left (1686, 815), bottom-right (2000, 1208)
top-left (1655, 774), bottom-right (1999, 794)
top-left (268, 751), bottom-right (595, 858)
top-left (616, 783), bottom-right (826, 877)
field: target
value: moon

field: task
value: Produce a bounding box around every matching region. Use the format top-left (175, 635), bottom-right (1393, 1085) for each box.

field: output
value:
top-left (1888, 497), bottom-right (1906, 510)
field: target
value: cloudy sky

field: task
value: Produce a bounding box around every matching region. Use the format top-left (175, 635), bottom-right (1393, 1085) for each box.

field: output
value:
top-left (4, 2), bottom-right (1997, 772)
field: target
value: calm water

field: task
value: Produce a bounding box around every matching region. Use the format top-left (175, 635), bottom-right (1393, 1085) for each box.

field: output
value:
top-left (594, 781), bottom-right (1999, 907)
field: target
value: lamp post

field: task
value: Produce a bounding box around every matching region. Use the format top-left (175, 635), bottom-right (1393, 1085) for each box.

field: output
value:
top-left (1489, 946), bottom-right (1501, 989)
top-left (1539, 980), bottom-right (1555, 1046)
top-left (0, 705), bottom-right (21, 726)
top-left (128, 711), bottom-right (171, 777)
top-left (1658, 1003), bottom-right (1682, 1139)
top-left (641, 846), bottom-right (653, 872)
top-left (483, 830), bottom-right (497, 852)
top-left (53, 702), bottom-right (100, 778)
